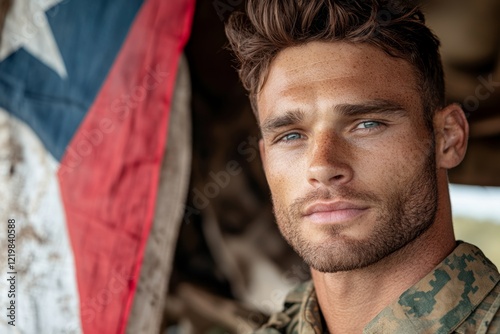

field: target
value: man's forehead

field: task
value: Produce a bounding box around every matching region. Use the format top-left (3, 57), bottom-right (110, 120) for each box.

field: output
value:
top-left (266, 41), bottom-right (414, 85)
top-left (276, 42), bottom-right (369, 72)
top-left (257, 41), bottom-right (420, 120)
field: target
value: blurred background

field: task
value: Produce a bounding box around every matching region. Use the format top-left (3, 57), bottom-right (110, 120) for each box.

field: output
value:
top-left (0, 1), bottom-right (499, 333)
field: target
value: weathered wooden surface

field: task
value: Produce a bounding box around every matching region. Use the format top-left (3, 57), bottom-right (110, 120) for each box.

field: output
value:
top-left (126, 55), bottom-right (192, 334)
top-left (0, 0), bottom-right (11, 45)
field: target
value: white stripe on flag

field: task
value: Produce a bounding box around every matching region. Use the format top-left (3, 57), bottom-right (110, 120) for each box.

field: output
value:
top-left (0, 108), bottom-right (82, 333)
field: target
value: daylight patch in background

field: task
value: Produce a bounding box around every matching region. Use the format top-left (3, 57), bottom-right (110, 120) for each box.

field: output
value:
top-left (450, 184), bottom-right (500, 268)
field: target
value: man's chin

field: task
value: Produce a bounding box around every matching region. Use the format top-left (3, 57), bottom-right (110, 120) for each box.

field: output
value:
top-left (291, 237), bottom-right (389, 273)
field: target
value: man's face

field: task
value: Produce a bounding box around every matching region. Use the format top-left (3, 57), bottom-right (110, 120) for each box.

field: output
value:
top-left (257, 42), bottom-right (439, 273)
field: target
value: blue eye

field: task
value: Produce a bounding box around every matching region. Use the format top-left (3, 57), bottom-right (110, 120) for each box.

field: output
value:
top-left (281, 133), bottom-right (302, 142)
top-left (357, 121), bottom-right (382, 129)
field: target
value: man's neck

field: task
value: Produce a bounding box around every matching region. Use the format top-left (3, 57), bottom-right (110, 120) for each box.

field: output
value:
top-left (311, 222), bottom-right (456, 334)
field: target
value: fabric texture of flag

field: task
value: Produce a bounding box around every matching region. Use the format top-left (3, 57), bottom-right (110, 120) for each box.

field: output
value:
top-left (0, 0), bottom-right (195, 332)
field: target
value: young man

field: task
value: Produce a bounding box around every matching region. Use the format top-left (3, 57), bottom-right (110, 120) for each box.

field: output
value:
top-left (226, 1), bottom-right (500, 333)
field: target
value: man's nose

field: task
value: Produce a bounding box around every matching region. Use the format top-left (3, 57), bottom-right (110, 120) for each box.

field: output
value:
top-left (306, 134), bottom-right (354, 187)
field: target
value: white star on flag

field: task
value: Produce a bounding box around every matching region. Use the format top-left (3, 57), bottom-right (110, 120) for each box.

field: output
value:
top-left (0, 0), bottom-right (67, 78)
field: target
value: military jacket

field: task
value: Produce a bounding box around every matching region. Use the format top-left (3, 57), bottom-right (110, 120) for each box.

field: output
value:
top-left (256, 242), bottom-right (500, 334)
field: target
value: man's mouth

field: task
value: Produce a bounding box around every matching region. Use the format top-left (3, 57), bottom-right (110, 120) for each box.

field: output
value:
top-left (302, 201), bottom-right (369, 224)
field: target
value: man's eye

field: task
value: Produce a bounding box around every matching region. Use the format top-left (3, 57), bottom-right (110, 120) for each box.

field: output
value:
top-left (280, 132), bottom-right (302, 142)
top-left (356, 121), bottom-right (382, 130)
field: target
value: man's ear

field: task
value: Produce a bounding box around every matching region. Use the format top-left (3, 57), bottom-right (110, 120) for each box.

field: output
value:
top-left (434, 103), bottom-right (469, 169)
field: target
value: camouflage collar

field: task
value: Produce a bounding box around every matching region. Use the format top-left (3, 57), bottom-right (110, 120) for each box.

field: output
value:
top-left (364, 242), bottom-right (500, 333)
top-left (277, 242), bottom-right (500, 334)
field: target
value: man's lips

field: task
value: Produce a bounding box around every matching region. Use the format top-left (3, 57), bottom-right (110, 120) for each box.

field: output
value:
top-left (302, 201), bottom-right (369, 224)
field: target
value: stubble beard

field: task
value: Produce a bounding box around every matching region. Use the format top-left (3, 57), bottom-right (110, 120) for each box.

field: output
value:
top-left (272, 148), bottom-right (438, 273)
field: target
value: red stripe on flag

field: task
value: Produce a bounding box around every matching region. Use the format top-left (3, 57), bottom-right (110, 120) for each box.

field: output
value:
top-left (58, 0), bottom-right (195, 332)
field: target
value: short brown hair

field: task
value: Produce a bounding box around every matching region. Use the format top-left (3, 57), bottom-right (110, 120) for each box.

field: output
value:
top-left (225, 0), bottom-right (445, 125)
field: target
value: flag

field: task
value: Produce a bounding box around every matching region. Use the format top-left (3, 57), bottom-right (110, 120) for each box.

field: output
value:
top-left (0, 0), bottom-right (194, 332)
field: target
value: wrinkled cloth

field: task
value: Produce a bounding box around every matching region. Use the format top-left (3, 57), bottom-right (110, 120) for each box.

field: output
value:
top-left (256, 242), bottom-right (500, 334)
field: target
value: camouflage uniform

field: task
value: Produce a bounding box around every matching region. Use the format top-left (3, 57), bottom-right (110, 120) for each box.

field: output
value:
top-left (256, 242), bottom-right (500, 334)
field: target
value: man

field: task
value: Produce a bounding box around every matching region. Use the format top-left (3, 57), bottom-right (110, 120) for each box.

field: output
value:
top-left (225, 0), bottom-right (500, 333)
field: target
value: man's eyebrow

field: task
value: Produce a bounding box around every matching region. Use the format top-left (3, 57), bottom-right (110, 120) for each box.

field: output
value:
top-left (335, 99), bottom-right (407, 117)
top-left (261, 109), bottom-right (305, 134)
top-left (260, 100), bottom-right (406, 134)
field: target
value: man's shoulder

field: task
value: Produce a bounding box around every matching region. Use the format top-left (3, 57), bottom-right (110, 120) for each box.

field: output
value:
top-left (253, 281), bottom-right (314, 334)
top-left (253, 243), bottom-right (500, 333)
top-left (410, 242), bottom-right (500, 333)
top-left (456, 280), bottom-right (500, 333)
